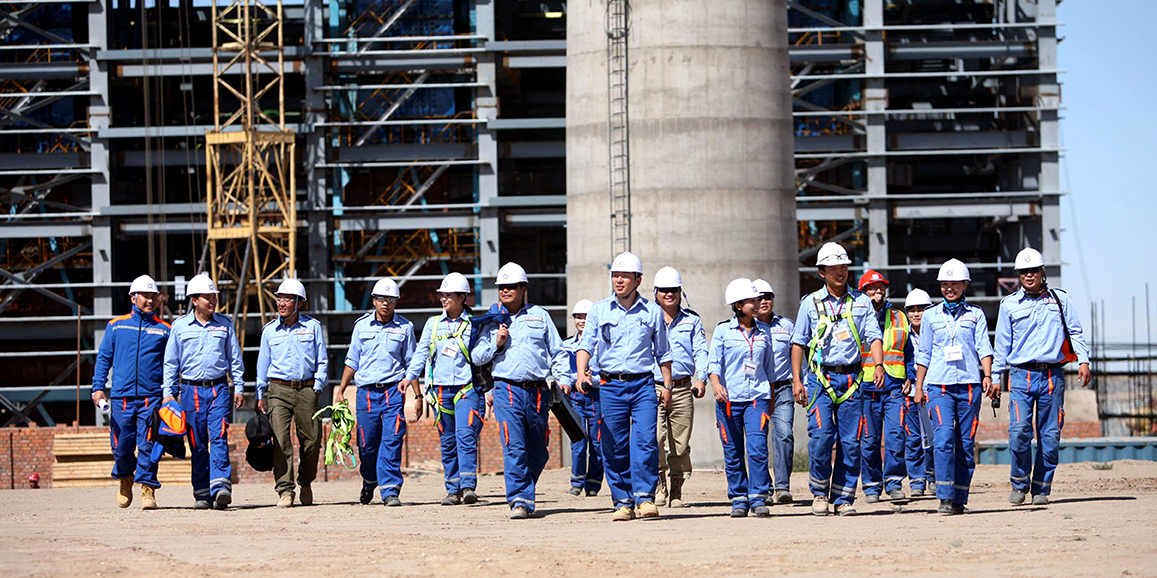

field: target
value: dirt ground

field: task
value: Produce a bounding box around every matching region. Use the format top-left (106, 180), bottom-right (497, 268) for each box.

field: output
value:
top-left (2, 461), bottom-right (1156, 578)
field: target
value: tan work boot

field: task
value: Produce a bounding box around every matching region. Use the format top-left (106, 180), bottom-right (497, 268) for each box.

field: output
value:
top-left (141, 486), bottom-right (157, 510)
top-left (117, 477), bottom-right (133, 508)
top-left (811, 495), bottom-right (829, 517)
top-left (654, 476), bottom-right (668, 507)
top-left (636, 501), bottom-right (660, 518)
top-left (299, 484), bottom-right (313, 506)
top-left (668, 477), bottom-right (686, 508)
top-left (277, 492), bottom-right (295, 508)
top-left (612, 506), bottom-right (636, 521)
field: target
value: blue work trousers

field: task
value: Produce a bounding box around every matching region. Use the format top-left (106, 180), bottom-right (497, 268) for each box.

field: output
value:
top-left (356, 384), bottom-right (407, 499)
top-left (181, 383), bottom-right (232, 501)
top-left (600, 376), bottom-right (660, 509)
top-left (570, 389), bottom-right (604, 494)
top-left (1008, 367), bottom-right (1066, 497)
top-left (109, 396), bottom-right (163, 487)
top-left (493, 380), bottom-right (552, 512)
top-left (770, 384), bottom-right (795, 493)
top-left (806, 370), bottom-right (862, 506)
top-left (717, 399), bottom-right (771, 509)
top-left (860, 376), bottom-right (907, 496)
top-left (433, 384), bottom-right (484, 494)
top-left (926, 383), bottom-right (981, 504)
top-left (900, 397), bottom-right (933, 491)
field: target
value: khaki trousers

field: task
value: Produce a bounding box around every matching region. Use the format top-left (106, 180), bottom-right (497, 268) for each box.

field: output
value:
top-left (656, 382), bottom-right (695, 480)
top-left (268, 382), bottom-right (321, 496)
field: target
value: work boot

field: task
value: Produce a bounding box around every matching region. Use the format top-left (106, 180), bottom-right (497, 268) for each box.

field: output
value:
top-left (889, 489), bottom-right (906, 500)
top-left (730, 506), bottom-right (749, 518)
top-left (359, 486), bottom-right (374, 505)
top-left (911, 488), bottom-right (925, 497)
top-left (654, 476), bottom-right (668, 507)
top-left (585, 490), bottom-right (598, 498)
top-left (117, 477), bottom-right (133, 508)
top-left (277, 492), bottom-right (295, 508)
top-left (811, 495), bottom-right (829, 517)
top-left (193, 500), bottom-right (212, 510)
top-left (636, 501), bottom-right (660, 518)
top-left (441, 493), bottom-right (462, 506)
top-left (752, 504), bottom-right (771, 518)
top-left (774, 490), bottom-right (793, 505)
top-left (952, 503), bottom-right (970, 515)
top-left (1009, 489), bottom-right (1026, 505)
top-left (299, 484), bottom-right (313, 506)
top-left (1032, 494), bottom-right (1049, 506)
top-left (938, 499), bottom-right (954, 515)
top-left (509, 506), bottom-right (529, 520)
top-left (612, 506), bottom-right (636, 521)
top-left (668, 477), bottom-right (685, 508)
top-left (213, 489), bottom-right (232, 510)
top-left (568, 486), bottom-right (582, 496)
top-left (141, 486), bottom-right (157, 510)
top-left (865, 493), bottom-right (881, 504)
top-left (835, 504), bottom-right (857, 517)
top-left (462, 489), bottom-right (478, 504)
top-left (384, 495), bottom-right (402, 507)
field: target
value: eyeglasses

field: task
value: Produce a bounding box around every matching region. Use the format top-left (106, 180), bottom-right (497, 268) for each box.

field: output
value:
top-left (275, 296), bottom-right (299, 304)
top-left (655, 287), bottom-right (681, 294)
top-left (371, 295), bottom-right (398, 304)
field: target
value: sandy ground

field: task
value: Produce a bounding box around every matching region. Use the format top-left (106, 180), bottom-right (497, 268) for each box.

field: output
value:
top-left (2, 461), bottom-right (1156, 578)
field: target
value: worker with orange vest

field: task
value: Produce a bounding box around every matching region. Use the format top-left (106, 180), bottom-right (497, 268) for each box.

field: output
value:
top-left (856, 269), bottom-right (915, 503)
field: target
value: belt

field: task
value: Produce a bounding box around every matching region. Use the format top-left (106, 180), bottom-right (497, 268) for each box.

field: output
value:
top-left (1014, 362), bottom-right (1064, 371)
top-left (497, 378), bottom-right (546, 389)
top-left (822, 363), bottom-right (861, 375)
top-left (364, 381), bottom-right (400, 389)
top-left (270, 378), bottom-right (311, 389)
top-left (773, 379), bottom-right (793, 389)
top-left (600, 371), bottom-right (651, 382)
top-left (656, 376), bottom-right (693, 388)
top-left (179, 377), bottom-right (227, 387)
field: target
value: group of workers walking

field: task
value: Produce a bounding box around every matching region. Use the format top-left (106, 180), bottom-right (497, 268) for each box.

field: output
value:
top-left (91, 240), bottom-right (1089, 520)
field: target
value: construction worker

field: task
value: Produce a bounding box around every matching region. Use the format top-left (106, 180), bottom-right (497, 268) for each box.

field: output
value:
top-left (403, 272), bottom-right (483, 507)
top-left (709, 279), bottom-right (777, 518)
top-left (902, 288), bottom-right (935, 495)
top-left (255, 278), bottom-right (327, 508)
top-left (913, 259), bottom-right (997, 515)
top-left (993, 247), bottom-right (1091, 506)
top-left (856, 269), bottom-right (915, 503)
top-left (162, 273), bottom-right (244, 510)
top-left (753, 277), bottom-right (795, 505)
top-left (574, 251), bottom-right (673, 522)
top-left (91, 274), bottom-right (170, 510)
top-left (335, 278), bottom-right (418, 506)
top-left (471, 262), bottom-right (563, 519)
top-left (651, 266), bottom-right (707, 508)
top-left (790, 242), bottom-right (884, 517)
top-left (552, 298), bottom-right (604, 497)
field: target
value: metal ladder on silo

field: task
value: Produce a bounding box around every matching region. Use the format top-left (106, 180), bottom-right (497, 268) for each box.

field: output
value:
top-left (606, 0), bottom-right (631, 255)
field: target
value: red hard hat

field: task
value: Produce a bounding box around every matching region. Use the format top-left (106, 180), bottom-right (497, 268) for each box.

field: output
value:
top-left (858, 269), bottom-right (888, 291)
top-left (28, 473), bottom-right (39, 482)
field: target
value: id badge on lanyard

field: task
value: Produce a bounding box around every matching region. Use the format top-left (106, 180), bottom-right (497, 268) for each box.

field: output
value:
top-left (743, 360), bottom-right (758, 376)
top-left (741, 327), bottom-right (758, 376)
top-left (943, 309), bottom-right (964, 362)
top-left (442, 341), bottom-right (459, 359)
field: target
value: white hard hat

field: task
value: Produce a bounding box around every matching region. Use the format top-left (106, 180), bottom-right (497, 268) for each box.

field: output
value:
top-left (937, 259), bottom-right (971, 282)
top-left (276, 278), bottom-right (306, 300)
top-left (128, 275), bottom-right (158, 295)
top-left (1014, 248), bottom-right (1044, 270)
top-left (816, 242), bottom-right (852, 267)
top-left (752, 278), bottom-right (774, 295)
top-left (437, 272), bottom-right (471, 294)
top-left (652, 266), bottom-right (682, 289)
top-left (904, 288), bottom-right (933, 308)
top-left (610, 251), bottom-right (643, 274)
top-left (185, 274), bottom-right (218, 297)
top-left (371, 278), bottom-right (400, 298)
top-left (725, 278), bottom-right (760, 306)
top-left (496, 262), bottom-right (528, 285)
top-left (571, 298), bottom-right (594, 316)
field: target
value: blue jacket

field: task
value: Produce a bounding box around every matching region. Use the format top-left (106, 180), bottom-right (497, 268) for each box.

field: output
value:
top-left (92, 306), bottom-right (171, 398)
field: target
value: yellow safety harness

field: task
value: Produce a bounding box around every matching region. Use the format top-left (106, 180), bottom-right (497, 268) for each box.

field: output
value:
top-left (424, 316), bottom-right (473, 416)
top-left (806, 292), bottom-right (862, 411)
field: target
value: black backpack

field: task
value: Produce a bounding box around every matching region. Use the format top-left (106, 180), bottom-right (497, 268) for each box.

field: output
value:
top-left (245, 412), bottom-right (275, 472)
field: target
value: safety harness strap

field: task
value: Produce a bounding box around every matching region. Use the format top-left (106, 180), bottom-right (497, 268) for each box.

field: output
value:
top-left (806, 292), bottom-right (862, 411)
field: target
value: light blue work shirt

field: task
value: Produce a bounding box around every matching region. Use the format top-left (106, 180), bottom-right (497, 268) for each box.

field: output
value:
top-left (406, 312), bottom-right (473, 386)
top-left (344, 312), bottom-right (416, 387)
top-left (707, 318), bottom-right (778, 402)
top-left (553, 334), bottom-right (601, 387)
top-left (766, 314), bottom-right (796, 382)
top-left (471, 303), bottom-right (562, 382)
top-left (992, 288), bottom-right (1090, 379)
top-left (255, 313), bottom-right (328, 400)
top-left (790, 286), bottom-right (883, 367)
top-left (915, 302), bottom-right (993, 386)
top-left (650, 309), bottom-right (708, 383)
top-left (577, 293), bottom-right (672, 374)
top-left (162, 311), bottom-right (245, 397)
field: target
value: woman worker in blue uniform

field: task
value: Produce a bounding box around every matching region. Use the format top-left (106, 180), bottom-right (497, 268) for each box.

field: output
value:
top-left (708, 279), bottom-right (779, 518)
top-left (553, 298), bottom-right (604, 497)
top-left (913, 259), bottom-right (998, 515)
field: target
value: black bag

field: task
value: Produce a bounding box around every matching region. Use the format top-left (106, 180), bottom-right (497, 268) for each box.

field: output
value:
top-left (245, 412), bottom-right (275, 472)
top-left (550, 384), bottom-right (586, 443)
top-left (467, 308), bottom-right (512, 395)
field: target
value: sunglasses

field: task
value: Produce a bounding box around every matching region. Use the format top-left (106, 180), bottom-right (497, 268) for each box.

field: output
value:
top-left (371, 295), bottom-right (398, 304)
top-left (759, 294), bottom-right (775, 301)
top-left (497, 284), bottom-right (525, 292)
top-left (656, 287), bottom-right (681, 294)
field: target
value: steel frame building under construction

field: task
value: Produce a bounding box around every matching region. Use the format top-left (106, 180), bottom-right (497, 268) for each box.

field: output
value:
top-left (0, 0), bottom-right (1062, 426)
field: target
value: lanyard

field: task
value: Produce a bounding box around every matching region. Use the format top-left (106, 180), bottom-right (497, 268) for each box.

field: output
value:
top-left (943, 305), bottom-right (964, 345)
top-left (740, 324), bottom-right (757, 359)
top-left (824, 293), bottom-right (850, 319)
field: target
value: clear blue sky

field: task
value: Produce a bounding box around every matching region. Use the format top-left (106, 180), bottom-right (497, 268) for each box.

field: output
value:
top-left (1058, 0), bottom-right (1156, 344)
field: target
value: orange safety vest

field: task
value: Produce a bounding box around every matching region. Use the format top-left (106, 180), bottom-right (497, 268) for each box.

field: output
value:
top-left (861, 307), bottom-right (910, 382)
